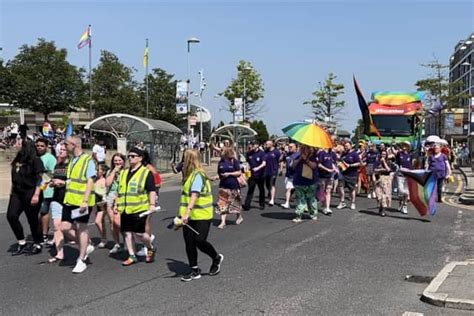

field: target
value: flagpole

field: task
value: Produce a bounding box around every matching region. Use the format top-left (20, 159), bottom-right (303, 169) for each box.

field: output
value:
top-left (88, 24), bottom-right (92, 120)
top-left (145, 38), bottom-right (149, 118)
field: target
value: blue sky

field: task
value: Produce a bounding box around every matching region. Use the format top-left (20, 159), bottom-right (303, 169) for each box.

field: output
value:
top-left (1, 0), bottom-right (472, 135)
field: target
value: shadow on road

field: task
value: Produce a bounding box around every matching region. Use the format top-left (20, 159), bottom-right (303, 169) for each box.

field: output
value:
top-left (358, 210), bottom-right (431, 223)
top-left (164, 258), bottom-right (190, 277)
top-left (260, 212), bottom-right (294, 220)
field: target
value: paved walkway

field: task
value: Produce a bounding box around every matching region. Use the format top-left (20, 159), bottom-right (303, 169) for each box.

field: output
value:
top-left (422, 260), bottom-right (474, 310)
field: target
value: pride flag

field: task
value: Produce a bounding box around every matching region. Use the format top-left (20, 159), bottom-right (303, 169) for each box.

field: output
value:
top-left (143, 46), bottom-right (149, 68)
top-left (353, 76), bottom-right (381, 137)
top-left (400, 169), bottom-right (438, 216)
top-left (371, 91), bottom-right (425, 106)
top-left (77, 25), bottom-right (91, 49)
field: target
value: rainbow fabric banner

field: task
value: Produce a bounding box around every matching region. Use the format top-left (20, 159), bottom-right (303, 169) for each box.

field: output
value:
top-left (400, 169), bottom-right (438, 216)
top-left (371, 91), bottom-right (425, 106)
top-left (77, 25), bottom-right (91, 49)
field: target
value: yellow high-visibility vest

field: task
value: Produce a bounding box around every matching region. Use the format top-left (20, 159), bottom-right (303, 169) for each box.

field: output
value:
top-left (117, 165), bottom-right (150, 214)
top-left (64, 154), bottom-right (96, 207)
top-left (180, 170), bottom-right (213, 220)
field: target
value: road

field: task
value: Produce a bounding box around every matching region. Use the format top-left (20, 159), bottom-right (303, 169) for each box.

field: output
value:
top-left (1, 172), bottom-right (473, 315)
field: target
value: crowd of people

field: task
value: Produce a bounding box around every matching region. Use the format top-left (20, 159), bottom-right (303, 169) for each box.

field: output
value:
top-left (5, 131), bottom-right (453, 281)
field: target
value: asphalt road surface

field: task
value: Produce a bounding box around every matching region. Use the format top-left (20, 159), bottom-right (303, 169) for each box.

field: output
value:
top-left (1, 172), bottom-right (473, 315)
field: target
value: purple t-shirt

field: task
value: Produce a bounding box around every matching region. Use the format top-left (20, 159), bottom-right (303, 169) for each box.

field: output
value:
top-left (341, 150), bottom-right (360, 177)
top-left (397, 151), bottom-right (412, 169)
top-left (247, 149), bottom-right (265, 178)
top-left (264, 149), bottom-right (281, 177)
top-left (293, 152), bottom-right (318, 186)
top-left (318, 150), bottom-right (335, 179)
top-left (428, 154), bottom-right (448, 179)
top-left (366, 150), bottom-right (380, 165)
top-left (218, 158), bottom-right (240, 189)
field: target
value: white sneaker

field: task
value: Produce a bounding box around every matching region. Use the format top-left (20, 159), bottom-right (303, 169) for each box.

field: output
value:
top-left (350, 203), bottom-right (356, 210)
top-left (72, 259), bottom-right (87, 274)
top-left (84, 244), bottom-right (95, 260)
top-left (136, 246), bottom-right (147, 257)
top-left (401, 205), bottom-right (408, 214)
top-left (367, 194), bottom-right (372, 199)
top-left (109, 244), bottom-right (121, 254)
top-left (337, 202), bottom-right (347, 209)
top-left (281, 203), bottom-right (290, 209)
top-left (97, 241), bottom-right (107, 249)
top-left (150, 234), bottom-right (155, 245)
top-left (322, 208), bottom-right (333, 215)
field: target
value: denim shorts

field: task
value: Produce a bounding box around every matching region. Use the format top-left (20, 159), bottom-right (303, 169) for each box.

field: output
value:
top-left (50, 201), bottom-right (63, 220)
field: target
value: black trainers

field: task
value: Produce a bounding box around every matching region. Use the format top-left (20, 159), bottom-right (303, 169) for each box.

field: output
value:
top-left (209, 254), bottom-right (224, 276)
top-left (11, 243), bottom-right (27, 256)
top-left (181, 268), bottom-right (201, 282)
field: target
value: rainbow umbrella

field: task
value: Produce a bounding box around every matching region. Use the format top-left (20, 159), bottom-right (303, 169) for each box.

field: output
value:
top-left (282, 122), bottom-right (333, 148)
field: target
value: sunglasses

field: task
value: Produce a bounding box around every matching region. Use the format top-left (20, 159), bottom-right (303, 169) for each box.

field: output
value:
top-left (128, 154), bottom-right (140, 158)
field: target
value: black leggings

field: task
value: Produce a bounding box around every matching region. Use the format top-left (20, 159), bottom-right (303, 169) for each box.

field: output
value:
top-left (7, 190), bottom-right (43, 244)
top-left (437, 178), bottom-right (444, 203)
top-left (182, 219), bottom-right (218, 267)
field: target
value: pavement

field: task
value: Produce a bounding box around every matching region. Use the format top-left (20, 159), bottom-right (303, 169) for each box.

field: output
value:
top-left (1, 151), bottom-right (474, 314)
top-left (420, 166), bottom-right (474, 312)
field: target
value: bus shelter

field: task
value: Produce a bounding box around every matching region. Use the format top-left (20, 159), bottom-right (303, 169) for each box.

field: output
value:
top-left (211, 124), bottom-right (257, 154)
top-left (84, 113), bottom-right (182, 171)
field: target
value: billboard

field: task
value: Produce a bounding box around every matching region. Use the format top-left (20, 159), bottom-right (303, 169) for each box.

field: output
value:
top-left (176, 81), bottom-right (188, 114)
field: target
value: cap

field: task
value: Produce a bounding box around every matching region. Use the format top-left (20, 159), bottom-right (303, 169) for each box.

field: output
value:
top-left (128, 147), bottom-right (145, 157)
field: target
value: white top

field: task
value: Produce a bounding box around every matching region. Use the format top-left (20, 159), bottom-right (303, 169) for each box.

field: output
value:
top-left (92, 144), bottom-right (106, 162)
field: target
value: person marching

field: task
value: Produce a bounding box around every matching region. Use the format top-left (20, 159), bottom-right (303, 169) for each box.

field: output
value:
top-left (374, 150), bottom-right (394, 217)
top-left (291, 145), bottom-right (319, 223)
top-left (395, 141), bottom-right (413, 214)
top-left (61, 135), bottom-right (96, 273)
top-left (94, 163), bottom-right (109, 248)
top-left (317, 147), bottom-right (337, 215)
top-left (7, 140), bottom-right (45, 256)
top-left (263, 140), bottom-right (281, 206)
top-left (337, 140), bottom-right (361, 210)
top-left (179, 150), bottom-right (223, 282)
top-left (365, 143), bottom-right (380, 200)
top-left (426, 143), bottom-right (451, 203)
top-left (243, 141), bottom-right (266, 211)
top-left (281, 143), bottom-right (298, 209)
top-left (116, 147), bottom-right (156, 266)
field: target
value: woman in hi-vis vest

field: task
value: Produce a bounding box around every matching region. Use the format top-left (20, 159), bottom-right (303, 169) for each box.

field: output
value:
top-left (179, 150), bottom-right (224, 282)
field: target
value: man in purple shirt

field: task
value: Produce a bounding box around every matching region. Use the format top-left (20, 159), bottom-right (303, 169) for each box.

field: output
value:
top-left (263, 140), bottom-right (280, 206)
top-left (243, 141), bottom-right (266, 210)
top-left (337, 140), bottom-right (361, 210)
top-left (318, 148), bottom-right (336, 215)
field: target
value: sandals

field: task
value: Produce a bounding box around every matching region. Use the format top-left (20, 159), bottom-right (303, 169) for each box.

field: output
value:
top-left (47, 256), bottom-right (63, 264)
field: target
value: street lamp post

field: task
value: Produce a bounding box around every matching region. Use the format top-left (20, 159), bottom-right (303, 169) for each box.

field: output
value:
top-left (187, 37), bottom-right (200, 147)
top-left (242, 66), bottom-right (252, 122)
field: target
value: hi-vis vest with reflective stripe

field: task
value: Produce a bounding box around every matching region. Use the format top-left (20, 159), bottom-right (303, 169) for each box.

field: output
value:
top-left (117, 165), bottom-right (150, 214)
top-left (64, 154), bottom-right (96, 207)
top-left (180, 170), bottom-right (213, 220)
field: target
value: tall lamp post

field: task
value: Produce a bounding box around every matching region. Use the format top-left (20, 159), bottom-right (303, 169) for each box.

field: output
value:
top-left (241, 66), bottom-right (252, 122)
top-left (187, 37), bottom-right (200, 147)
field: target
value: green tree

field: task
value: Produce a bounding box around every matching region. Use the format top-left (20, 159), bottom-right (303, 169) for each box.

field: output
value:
top-left (8, 38), bottom-right (85, 120)
top-left (351, 119), bottom-right (365, 144)
top-left (221, 60), bottom-right (265, 121)
top-left (140, 68), bottom-right (183, 127)
top-left (0, 60), bottom-right (15, 104)
top-left (304, 73), bottom-right (345, 123)
top-left (92, 50), bottom-right (139, 117)
top-left (415, 57), bottom-right (469, 135)
top-left (250, 120), bottom-right (269, 144)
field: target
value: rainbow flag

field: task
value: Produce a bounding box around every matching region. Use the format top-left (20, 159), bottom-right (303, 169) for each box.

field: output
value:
top-left (371, 91), bottom-right (425, 106)
top-left (400, 169), bottom-right (438, 216)
top-left (77, 25), bottom-right (91, 49)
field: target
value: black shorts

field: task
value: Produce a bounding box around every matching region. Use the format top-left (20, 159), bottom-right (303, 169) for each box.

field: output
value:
top-left (265, 175), bottom-right (277, 187)
top-left (62, 204), bottom-right (91, 224)
top-left (120, 212), bottom-right (147, 233)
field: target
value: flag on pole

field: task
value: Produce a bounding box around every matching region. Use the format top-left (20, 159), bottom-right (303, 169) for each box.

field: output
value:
top-left (143, 46), bottom-right (149, 68)
top-left (77, 25), bottom-right (91, 49)
top-left (353, 75), bottom-right (381, 138)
